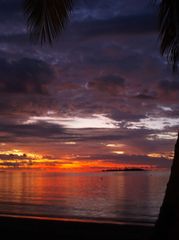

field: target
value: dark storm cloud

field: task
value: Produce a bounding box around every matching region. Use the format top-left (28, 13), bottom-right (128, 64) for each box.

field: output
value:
top-left (109, 111), bottom-right (146, 122)
top-left (0, 58), bottom-right (54, 94)
top-left (0, 121), bottom-right (159, 146)
top-left (133, 89), bottom-right (157, 100)
top-left (88, 75), bottom-right (125, 94)
top-left (0, 0), bottom-right (22, 21)
top-left (64, 128), bottom-right (159, 147)
top-left (159, 80), bottom-right (179, 92)
top-left (0, 1), bottom-right (158, 44)
top-left (0, 95), bottom-right (57, 118)
top-left (0, 34), bottom-right (28, 43)
top-left (74, 13), bottom-right (157, 38)
top-left (0, 121), bottom-right (64, 140)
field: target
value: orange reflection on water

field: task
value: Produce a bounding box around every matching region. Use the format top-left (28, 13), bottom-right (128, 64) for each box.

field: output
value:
top-left (0, 169), bottom-right (167, 222)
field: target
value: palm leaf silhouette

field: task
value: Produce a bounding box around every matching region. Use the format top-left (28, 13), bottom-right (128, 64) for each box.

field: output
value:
top-left (24, 0), bottom-right (179, 71)
top-left (159, 0), bottom-right (179, 70)
top-left (24, 0), bottom-right (73, 44)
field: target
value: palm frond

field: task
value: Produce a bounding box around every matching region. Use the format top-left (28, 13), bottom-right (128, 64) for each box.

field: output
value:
top-left (159, 0), bottom-right (179, 70)
top-left (24, 0), bottom-right (73, 44)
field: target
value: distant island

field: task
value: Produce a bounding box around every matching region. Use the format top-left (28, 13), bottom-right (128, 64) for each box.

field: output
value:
top-left (102, 167), bottom-right (148, 172)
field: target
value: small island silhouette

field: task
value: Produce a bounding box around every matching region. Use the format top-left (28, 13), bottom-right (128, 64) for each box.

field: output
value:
top-left (102, 167), bottom-right (148, 172)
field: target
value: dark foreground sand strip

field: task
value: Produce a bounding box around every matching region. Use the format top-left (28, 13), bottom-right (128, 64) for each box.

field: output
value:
top-left (0, 215), bottom-right (154, 240)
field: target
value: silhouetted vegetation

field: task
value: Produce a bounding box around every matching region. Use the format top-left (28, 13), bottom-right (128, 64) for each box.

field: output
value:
top-left (102, 168), bottom-right (147, 172)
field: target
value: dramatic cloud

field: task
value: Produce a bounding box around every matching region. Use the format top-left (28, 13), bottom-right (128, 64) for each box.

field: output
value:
top-left (0, 0), bottom-right (177, 170)
top-left (74, 13), bottom-right (157, 38)
top-left (159, 80), bottom-right (179, 92)
top-left (88, 75), bottom-right (125, 95)
top-left (0, 58), bottom-right (54, 94)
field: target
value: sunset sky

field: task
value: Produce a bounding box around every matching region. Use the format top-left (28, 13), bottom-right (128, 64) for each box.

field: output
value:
top-left (0, 0), bottom-right (178, 170)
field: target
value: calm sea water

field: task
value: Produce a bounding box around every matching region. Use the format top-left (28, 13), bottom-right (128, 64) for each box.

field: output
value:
top-left (0, 170), bottom-right (170, 224)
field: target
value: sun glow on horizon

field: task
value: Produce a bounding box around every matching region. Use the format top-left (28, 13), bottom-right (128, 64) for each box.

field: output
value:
top-left (0, 147), bottom-right (157, 171)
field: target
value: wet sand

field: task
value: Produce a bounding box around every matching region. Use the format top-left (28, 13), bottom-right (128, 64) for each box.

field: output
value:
top-left (0, 215), bottom-right (154, 240)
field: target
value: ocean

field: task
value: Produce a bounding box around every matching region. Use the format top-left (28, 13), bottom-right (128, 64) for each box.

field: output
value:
top-left (0, 169), bottom-right (170, 224)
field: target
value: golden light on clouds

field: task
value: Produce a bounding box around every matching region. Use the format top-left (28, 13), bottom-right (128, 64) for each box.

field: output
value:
top-left (0, 141), bottom-right (170, 171)
top-left (0, 147), bottom-right (144, 171)
top-left (113, 151), bottom-right (125, 155)
top-left (147, 152), bottom-right (173, 160)
top-left (0, 149), bottom-right (26, 156)
top-left (147, 153), bottom-right (163, 158)
top-left (106, 143), bottom-right (125, 148)
top-left (64, 142), bottom-right (76, 145)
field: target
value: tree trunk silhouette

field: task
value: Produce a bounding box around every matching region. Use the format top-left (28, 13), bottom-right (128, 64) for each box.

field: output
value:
top-left (153, 133), bottom-right (179, 239)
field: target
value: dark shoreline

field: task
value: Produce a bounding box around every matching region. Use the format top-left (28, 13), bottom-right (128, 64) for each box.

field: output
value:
top-left (0, 214), bottom-right (154, 240)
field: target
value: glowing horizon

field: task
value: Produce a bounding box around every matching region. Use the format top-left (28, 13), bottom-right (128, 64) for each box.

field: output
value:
top-left (0, 146), bottom-right (171, 171)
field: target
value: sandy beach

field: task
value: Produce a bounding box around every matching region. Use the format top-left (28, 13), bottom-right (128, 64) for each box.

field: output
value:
top-left (0, 215), bottom-right (154, 240)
